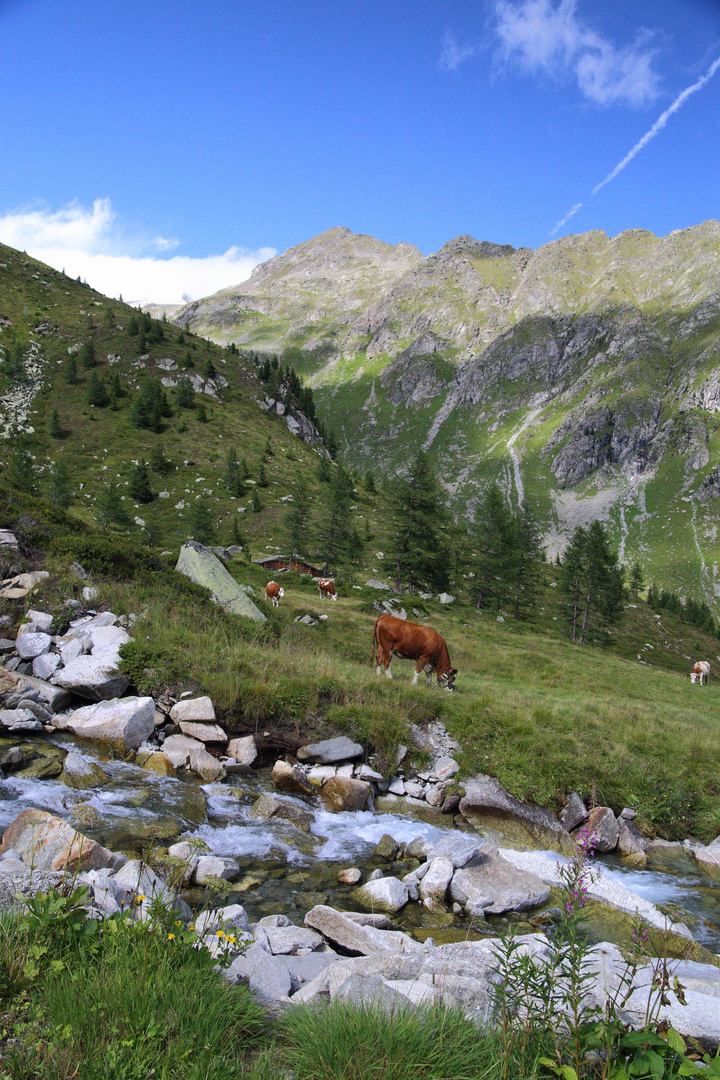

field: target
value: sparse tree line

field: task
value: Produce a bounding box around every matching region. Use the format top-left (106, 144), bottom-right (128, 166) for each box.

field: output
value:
top-left (248, 349), bottom-right (339, 458)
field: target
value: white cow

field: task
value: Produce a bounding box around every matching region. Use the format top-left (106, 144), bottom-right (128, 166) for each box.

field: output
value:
top-left (690, 661), bottom-right (711, 685)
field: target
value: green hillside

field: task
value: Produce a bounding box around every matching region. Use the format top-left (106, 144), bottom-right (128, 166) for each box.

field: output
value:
top-left (171, 222), bottom-right (720, 612)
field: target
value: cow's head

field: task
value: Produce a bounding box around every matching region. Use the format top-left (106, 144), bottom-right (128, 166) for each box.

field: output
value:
top-left (278, 587), bottom-right (285, 598)
top-left (438, 667), bottom-right (458, 692)
top-left (690, 672), bottom-right (698, 683)
top-left (331, 592), bottom-right (338, 601)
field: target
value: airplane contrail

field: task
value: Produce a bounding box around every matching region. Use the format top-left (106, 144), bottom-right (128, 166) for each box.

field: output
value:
top-left (593, 53), bottom-right (720, 195)
top-left (550, 53), bottom-right (720, 235)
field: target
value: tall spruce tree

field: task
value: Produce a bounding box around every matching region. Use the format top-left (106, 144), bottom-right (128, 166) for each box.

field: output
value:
top-left (561, 520), bottom-right (624, 643)
top-left (507, 502), bottom-right (544, 618)
top-left (48, 458), bottom-right (72, 507)
top-left (7, 439), bottom-right (37, 495)
top-left (389, 451), bottom-right (449, 593)
top-left (286, 481), bottom-right (311, 566)
top-left (224, 448), bottom-right (245, 497)
top-left (471, 485), bottom-right (514, 610)
top-left (98, 484), bottom-right (132, 530)
top-left (187, 496), bottom-right (216, 544)
top-left (317, 464), bottom-right (355, 574)
top-left (129, 461), bottom-right (155, 504)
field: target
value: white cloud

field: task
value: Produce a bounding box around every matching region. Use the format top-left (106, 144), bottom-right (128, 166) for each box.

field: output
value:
top-left (494, 0), bottom-right (660, 106)
top-left (440, 33), bottom-right (478, 71)
top-left (0, 198), bottom-right (276, 305)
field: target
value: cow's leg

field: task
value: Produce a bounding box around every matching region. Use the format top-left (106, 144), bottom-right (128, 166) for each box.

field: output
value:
top-left (385, 660), bottom-right (392, 679)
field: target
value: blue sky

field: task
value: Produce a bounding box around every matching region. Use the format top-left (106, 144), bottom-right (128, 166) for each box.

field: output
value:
top-left (1, 0), bottom-right (719, 302)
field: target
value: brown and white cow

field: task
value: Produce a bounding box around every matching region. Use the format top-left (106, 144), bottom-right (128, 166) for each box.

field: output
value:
top-left (371, 613), bottom-right (457, 691)
top-left (318, 579), bottom-right (337, 601)
top-left (690, 661), bottom-right (710, 685)
top-left (265, 581), bottom-right (285, 607)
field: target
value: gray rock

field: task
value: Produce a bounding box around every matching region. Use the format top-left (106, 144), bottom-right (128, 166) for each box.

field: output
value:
top-left (263, 926), bottom-right (323, 954)
top-left (51, 627), bottom-right (131, 701)
top-left (227, 735), bottom-right (257, 766)
top-left (26, 610), bottom-right (53, 631)
top-left (418, 857), bottom-right (454, 903)
top-left (437, 593), bottom-right (455, 605)
top-left (305, 905), bottom-right (417, 955)
top-left (32, 653), bottom-right (62, 680)
top-left (0, 708), bottom-right (42, 732)
top-left (52, 696), bottom-right (155, 752)
top-left (177, 721), bottom-right (227, 743)
top-left (460, 773), bottom-right (575, 855)
top-left (353, 876), bottom-right (409, 914)
top-left (175, 543), bottom-right (266, 622)
top-left (334, 973), bottom-right (414, 1013)
top-left (195, 905), bottom-right (250, 935)
top-left (616, 817), bottom-right (647, 864)
top-left (425, 834), bottom-right (486, 868)
top-left (296, 736), bottom-right (364, 764)
top-left (169, 696), bottom-right (216, 722)
top-left (433, 755), bottom-right (459, 781)
top-left (450, 847), bottom-right (550, 915)
top-left (61, 752), bottom-right (108, 789)
top-left (560, 792), bottom-right (588, 831)
top-left (194, 855), bottom-right (240, 884)
top-left (582, 806), bottom-right (620, 853)
top-left (320, 775), bottom-right (370, 812)
top-left (224, 942), bottom-right (291, 1002)
top-left (694, 837), bottom-right (720, 877)
top-left (271, 759), bottom-right (314, 795)
top-left (15, 633), bottom-right (52, 660)
top-left (365, 579), bottom-right (391, 590)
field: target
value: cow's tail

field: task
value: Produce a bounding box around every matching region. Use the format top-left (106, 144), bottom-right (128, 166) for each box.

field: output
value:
top-left (370, 618), bottom-right (380, 668)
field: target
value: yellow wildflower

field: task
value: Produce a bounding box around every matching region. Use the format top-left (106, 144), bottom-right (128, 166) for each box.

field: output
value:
top-left (226, 935), bottom-right (236, 944)
top-left (167, 933), bottom-right (175, 940)
top-left (216, 930), bottom-right (225, 938)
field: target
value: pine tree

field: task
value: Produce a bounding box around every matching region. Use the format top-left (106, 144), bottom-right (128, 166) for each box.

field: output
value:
top-left (629, 562), bottom-right (644, 598)
top-left (49, 409), bottom-right (63, 438)
top-left (257, 462), bottom-right (268, 488)
top-left (316, 456), bottom-right (332, 483)
top-left (230, 515), bottom-right (245, 548)
top-left (129, 461), bottom-right (155, 503)
top-left (317, 464), bottom-right (355, 574)
top-left (364, 470), bottom-right (376, 493)
top-left (471, 485), bottom-right (515, 610)
top-left (252, 489), bottom-right (262, 513)
top-left (48, 458), bottom-right (72, 507)
top-left (203, 358), bottom-right (217, 381)
top-left (196, 400), bottom-right (208, 423)
top-left (264, 436), bottom-right (274, 458)
top-left (507, 502), bottom-right (544, 619)
top-left (176, 375), bottom-right (195, 408)
top-left (127, 315), bottom-right (139, 336)
top-left (389, 451), bottom-right (449, 593)
top-left (187, 496), bottom-right (216, 544)
top-left (184, 350), bottom-right (195, 368)
top-left (86, 371), bottom-right (110, 407)
top-left (150, 443), bottom-right (173, 475)
top-left (98, 483), bottom-right (132, 530)
top-left (286, 481), bottom-right (311, 566)
top-left (7, 440), bottom-right (37, 495)
top-left (79, 340), bottom-right (97, 369)
top-left (63, 354), bottom-right (78, 384)
top-left (224, 448), bottom-right (245, 497)
top-left (561, 521), bottom-right (624, 643)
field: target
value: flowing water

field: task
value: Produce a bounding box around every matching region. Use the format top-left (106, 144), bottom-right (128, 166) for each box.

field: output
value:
top-left (2, 731), bottom-right (719, 952)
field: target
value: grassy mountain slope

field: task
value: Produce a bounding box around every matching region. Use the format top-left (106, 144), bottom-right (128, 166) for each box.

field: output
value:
top-left (171, 222), bottom-right (720, 609)
top-left (0, 241), bottom-right (392, 560)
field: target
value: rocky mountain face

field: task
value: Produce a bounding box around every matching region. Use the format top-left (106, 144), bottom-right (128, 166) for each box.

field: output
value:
top-left (175, 221), bottom-right (720, 607)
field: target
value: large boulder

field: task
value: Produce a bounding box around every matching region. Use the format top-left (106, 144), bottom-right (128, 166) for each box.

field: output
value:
top-left (174, 542), bottom-right (266, 621)
top-left (161, 734), bottom-right (226, 781)
top-left (178, 721), bottom-right (227, 743)
top-left (418, 857), bottom-right (455, 903)
top-left (0, 667), bottom-right (70, 712)
top-left (297, 736), bottom-right (364, 764)
top-left (61, 752), bottom-right (108, 790)
top-left (304, 905), bottom-right (419, 955)
top-left (320, 775), bottom-right (370, 812)
top-left (449, 847), bottom-right (550, 915)
top-left (459, 773), bottom-right (575, 855)
top-left (693, 837), bottom-right (720, 878)
top-left (51, 696), bottom-right (155, 752)
top-left (353, 876), bottom-right (410, 914)
top-left (271, 759), bottom-right (314, 795)
top-left (227, 735), bottom-right (257, 766)
top-left (169, 696), bottom-right (216, 722)
top-left (52, 623), bottom-right (131, 701)
top-left (581, 806), bottom-right (619, 853)
top-left (0, 808), bottom-right (123, 874)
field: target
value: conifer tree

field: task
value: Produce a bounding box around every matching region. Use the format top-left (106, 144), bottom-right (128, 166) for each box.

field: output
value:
top-left (63, 354), bottom-right (78, 384)
top-left (317, 464), bottom-right (355, 574)
top-left (129, 461), bottom-right (155, 503)
top-left (561, 520), bottom-right (624, 643)
top-left (176, 375), bottom-right (195, 408)
top-left (389, 451), bottom-right (449, 593)
top-left (86, 371), bottom-right (110, 407)
top-left (98, 483), bottom-right (132, 530)
top-left (196, 400), bottom-right (208, 423)
top-left (286, 481), bottom-right (311, 566)
top-left (316, 456), bottom-right (332, 483)
top-left (230, 515), bottom-right (245, 547)
top-left (48, 458), bottom-right (71, 507)
top-left (7, 439), bottom-right (37, 495)
top-left (49, 409), bottom-right (63, 438)
top-left (187, 496), bottom-right (216, 544)
top-left (471, 485), bottom-right (514, 610)
top-left (224, 448), bottom-right (245, 497)
top-left (629, 562), bottom-right (644, 598)
top-left (79, 340), bottom-right (97, 369)
top-left (507, 502), bottom-right (544, 619)
top-left (203, 358), bottom-right (217, 381)
top-left (251, 489), bottom-right (262, 513)
top-left (150, 443), bottom-right (173, 475)
top-left (364, 470), bottom-right (376, 493)
top-left (257, 462), bottom-right (268, 488)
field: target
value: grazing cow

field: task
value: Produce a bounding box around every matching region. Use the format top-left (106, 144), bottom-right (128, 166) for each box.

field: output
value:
top-left (318, 578), bottom-right (337, 601)
top-left (690, 661), bottom-right (711, 685)
top-left (265, 581), bottom-right (285, 607)
top-left (371, 613), bottom-right (457, 691)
